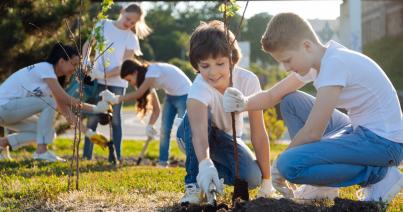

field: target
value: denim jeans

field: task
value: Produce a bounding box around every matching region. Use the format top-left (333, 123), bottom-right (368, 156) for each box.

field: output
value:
top-left (0, 97), bottom-right (56, 150)
top-left (159, 94), bottom-right (187, 165)
top-left (83, 84), bottom-right (125, 161)
top-left (177, 112), bottom-right (262, 189)
top-left (277, 91), bottom-right (403, 187)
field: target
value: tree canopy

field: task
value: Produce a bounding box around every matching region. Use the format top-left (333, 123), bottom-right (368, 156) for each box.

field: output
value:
top-left (0, 1), bottom-right (276, 87)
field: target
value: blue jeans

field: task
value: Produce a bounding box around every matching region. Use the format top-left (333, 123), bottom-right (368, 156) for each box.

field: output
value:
top-left (159, 94), bottom-right (187, 165)
top-left (83, 84), bottom-right (125, 161)
top-left (277, 91), bottom-right (403, 187)
top-left (177, 112), bottom-right (262, 189)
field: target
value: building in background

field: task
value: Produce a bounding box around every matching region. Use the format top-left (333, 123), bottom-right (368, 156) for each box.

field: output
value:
top-left (309, 19), bottom-right (340, 43)
top-left (361, 0), bottom-right (403, 45)
top-left (238, 41), bottom-right (250, 69)
top-left (339, 0), bottom-right (403, 49)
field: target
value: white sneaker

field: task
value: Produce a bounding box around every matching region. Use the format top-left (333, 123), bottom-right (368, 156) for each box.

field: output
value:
top-left (33, 151), bottom-right (66, 162)
top-left (0, 146), bottom-right (12, 160)
top-left (180, 183), bottom-right (202, 205)
top-left (357, 167), bottom-right (403, 203)
top-left (294, 185), bottom-right (339, 200)
top-left (156, 162), bottom-right (169, 168)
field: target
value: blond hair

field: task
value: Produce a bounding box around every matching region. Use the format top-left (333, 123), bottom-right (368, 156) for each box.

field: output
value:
top-left (261, 13), bottom-right (320, 53)
top-left (124, 4), bottom-right (152, 39)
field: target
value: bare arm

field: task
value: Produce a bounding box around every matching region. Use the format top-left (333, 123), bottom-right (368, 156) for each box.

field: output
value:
top-left (119, 78), bottom-right (156, 103)
top-left (246, 74), bottom-right (305, 111)
top-left (288, 86), bottom-right (343, 149)
top-left (82, 39), bottom-right (94, 62)
top-left (187, 99), bottom-right (210, 161)
top-left (148, 90), bottom-right (161, 126)
top-left (248, 110), bottom-right (271, 179)
top-left (104, 49), bottom-right (134, 78)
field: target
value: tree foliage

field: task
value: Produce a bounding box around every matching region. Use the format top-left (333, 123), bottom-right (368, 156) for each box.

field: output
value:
top-left (0, 0), bottom-right (93, 81)
top-left (263, 108), bottom-right (286, 142)
top-left (241, 12), bottom-right (274, 66)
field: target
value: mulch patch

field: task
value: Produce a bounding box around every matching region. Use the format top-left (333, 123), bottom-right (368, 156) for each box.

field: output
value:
top-left (172, 197), bottom-right (385, 212)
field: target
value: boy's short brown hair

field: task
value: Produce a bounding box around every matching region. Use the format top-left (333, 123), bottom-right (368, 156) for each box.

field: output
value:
top-left (261, 12), bottom-right (320, 53)
top-left (189, 20), bottom-right (241, 72)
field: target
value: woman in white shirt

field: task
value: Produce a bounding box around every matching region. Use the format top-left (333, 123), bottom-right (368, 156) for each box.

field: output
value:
top-left (101, 58), bottom-right (191, 167)
top-left (81, 4), bottom-right (152, 162)
top-left (0, 43), bottom-right (109, 162)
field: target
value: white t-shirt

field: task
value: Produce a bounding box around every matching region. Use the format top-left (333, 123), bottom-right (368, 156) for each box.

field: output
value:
top-left (145, 63), bottom-right (191, 96)
top-left (93, 19), bottom-right (142, 88)
top-left (0, 62), bottom-right (57, 106)
top-left (297, 40), bottom-right (403, 143)
top-left (188, 67), bottom-right (261, 136)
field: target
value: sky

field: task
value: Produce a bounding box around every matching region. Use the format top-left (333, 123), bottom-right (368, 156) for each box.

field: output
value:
top-left (139, 0), bottom-right (343, 20)
top-left (237, 0), bottom-right (342, 20)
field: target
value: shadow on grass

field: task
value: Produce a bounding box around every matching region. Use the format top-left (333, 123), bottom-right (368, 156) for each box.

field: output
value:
top-left (0, 159), bottom-right (120, 178)
top-left (0, 155), bottom-right (185, 178)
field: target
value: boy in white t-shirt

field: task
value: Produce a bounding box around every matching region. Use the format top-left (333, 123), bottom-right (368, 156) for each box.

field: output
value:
top-left (176, 20), bottom-right (273, 205)
top-left (224, 13), bottom-right (403, 203)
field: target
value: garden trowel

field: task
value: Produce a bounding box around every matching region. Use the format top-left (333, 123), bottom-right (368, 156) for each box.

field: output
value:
top-left (206, 182), bottom-right (218, 206)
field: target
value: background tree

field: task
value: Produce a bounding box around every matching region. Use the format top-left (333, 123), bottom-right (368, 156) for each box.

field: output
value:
top-left (0, 0), bottom-right (93, 81)
top-left (242, 12), bottom-right (274, 66)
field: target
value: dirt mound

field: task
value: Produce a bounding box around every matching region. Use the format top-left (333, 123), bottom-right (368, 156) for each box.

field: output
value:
top-left (174, 197), bottom-right (385, 212)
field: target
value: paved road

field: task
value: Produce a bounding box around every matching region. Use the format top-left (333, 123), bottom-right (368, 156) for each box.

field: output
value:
top-left (61, 111), bottom-right (291, 144)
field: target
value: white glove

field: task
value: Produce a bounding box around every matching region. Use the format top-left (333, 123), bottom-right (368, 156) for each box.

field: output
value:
top-left (197, 158), bottom-right (224, 196)
top-left (257, 179), bottom-right (275, 198)
top-left (272, 159), bottom-right (295, 198)
top-left (89, 70), bottom-right (105, 81)
top-left (223, 87), bottom-right (248, 112)
top-left (99, 89), bottom-right (120, 105)
top-left (92, 101), bottom-right (110, 113)
top-left (85, 129), bottom-right (96, 137)
top-left (145, 125), bottom-right (158, 138)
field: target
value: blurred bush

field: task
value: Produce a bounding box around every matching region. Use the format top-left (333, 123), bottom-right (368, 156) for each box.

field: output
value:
top-left (364, 33), bottom-right (403, 91)
top-left (263, 107), bottom-right (286, 142)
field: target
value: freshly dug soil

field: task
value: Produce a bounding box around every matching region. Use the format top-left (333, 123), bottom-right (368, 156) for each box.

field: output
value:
top-left (173, 197), bottom-right (385, 212)
top-left (232, 197), bottom-right (384, 212)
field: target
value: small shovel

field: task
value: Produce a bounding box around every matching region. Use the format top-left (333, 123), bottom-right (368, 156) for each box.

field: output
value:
top-left (230, 112), bottom-right (249, 204)
top-left (136, 136), bottom-right (152, 165)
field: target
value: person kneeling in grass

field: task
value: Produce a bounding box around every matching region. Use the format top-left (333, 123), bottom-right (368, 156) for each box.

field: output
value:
top-left (0, 43), bottom-right (109, 162)
top-left (223, 12), bottom-right (403, 203)
top-left (176, 20), bottom-right (273, 205)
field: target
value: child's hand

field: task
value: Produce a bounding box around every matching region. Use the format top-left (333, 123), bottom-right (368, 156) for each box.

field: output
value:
top-left (197, 158), bottom-right (224, 196)
top-left (223, 87), bottom-right (248, 112)
top-left (89, 70), bottom-right (105, 81)
top-left (145, 125), bottom-right (158, 139)
top-left (271, 159), bottom-right (295, 198)
top-left (99, 89), bottom-right (120, 105)
top-left (257, 179), bottom-right (275, 198)
top-left (92, 100), bottom-right (110, 113)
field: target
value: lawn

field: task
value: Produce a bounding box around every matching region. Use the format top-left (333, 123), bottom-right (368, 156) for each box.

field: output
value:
top-left (0, 138), bottom-right (402, 211)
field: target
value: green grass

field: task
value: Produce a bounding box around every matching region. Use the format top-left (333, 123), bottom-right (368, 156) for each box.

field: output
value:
top-left (0, 138), bottom-right (402, 211)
